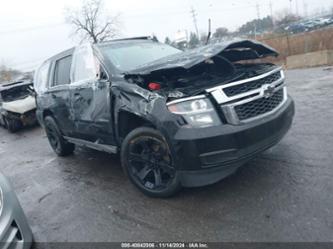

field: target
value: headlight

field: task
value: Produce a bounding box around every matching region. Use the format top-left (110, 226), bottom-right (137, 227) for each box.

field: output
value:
top-left (167, 96), bottom-right (221, 128)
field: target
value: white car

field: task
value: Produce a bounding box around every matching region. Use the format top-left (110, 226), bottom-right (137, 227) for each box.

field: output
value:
top-left (0, 81), bottom-right (37, 133)
top-left (0, 172), bottom-right (32, 248)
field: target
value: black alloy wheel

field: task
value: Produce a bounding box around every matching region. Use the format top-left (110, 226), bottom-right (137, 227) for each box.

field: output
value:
top-left (45, 121), bottom-right (61, 153)
top-left (121, 127), bottom-right (181, 197)
top-left (44, 116), bottom-right (75, 156)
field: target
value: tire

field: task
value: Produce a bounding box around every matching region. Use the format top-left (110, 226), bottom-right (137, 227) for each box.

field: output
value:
top-left (5, 117), bottom-right (22, 133)
top-left (0, 115), bottom-right (6, 128)
top-left (44, 116), bottom-right (75, 156)
top-left (121, 127), bottom-right (181, 198)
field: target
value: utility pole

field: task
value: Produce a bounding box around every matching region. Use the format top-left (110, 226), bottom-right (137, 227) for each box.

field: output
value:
top-left (206, 18), bottom-right (211, 45)
top-left (289, 0), bottom-right (293, 15)
top-left (190, 7), bottom-right (199, 38)
top-left (303, 0), bottom-right (308, 17)
top-left (295, 0), bottom-right (299, 16)
top-left (269, 0), bottom-right (275, 28)
top-left (256, 2), bottom-right (261, 20)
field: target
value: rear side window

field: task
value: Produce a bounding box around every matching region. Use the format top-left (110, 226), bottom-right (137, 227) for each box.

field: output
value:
top-left (53, 55), bottom-right (72, 86)
top-left (34, 61), bottom-right (50, 93)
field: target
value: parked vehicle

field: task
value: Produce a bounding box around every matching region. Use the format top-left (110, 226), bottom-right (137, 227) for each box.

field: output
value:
top-left (34, 37), bottom-right (295, 197)
top-left (283, 16), bottom-right (333, 34)
top-left (0, 172), bottom-right (32, 248)
top-left (0, 81), bottom-right (37, 132)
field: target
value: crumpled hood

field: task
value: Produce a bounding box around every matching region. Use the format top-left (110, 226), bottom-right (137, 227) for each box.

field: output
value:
top-left (125, 39), bottom-right (278, 76)
top-left (2, 95), bottom-right (36, 114)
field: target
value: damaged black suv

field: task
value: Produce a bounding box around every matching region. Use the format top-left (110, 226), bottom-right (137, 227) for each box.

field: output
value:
top-left (34, 37), bottom-right (294, 197)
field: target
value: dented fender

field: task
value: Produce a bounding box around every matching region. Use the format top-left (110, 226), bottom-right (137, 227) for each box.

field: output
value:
top-left (111, 80), bottom-right (181, 143)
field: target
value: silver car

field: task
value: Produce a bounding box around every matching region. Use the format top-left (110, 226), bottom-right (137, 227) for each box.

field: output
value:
top-left (0, 172), bottom-right (32, 249)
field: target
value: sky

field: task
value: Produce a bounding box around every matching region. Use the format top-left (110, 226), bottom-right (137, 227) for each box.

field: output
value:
top-left (0, 0), bottom-right (332, 71)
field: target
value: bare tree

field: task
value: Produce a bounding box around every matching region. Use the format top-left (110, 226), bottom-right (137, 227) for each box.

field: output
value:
top-left (65, 0), bottom-right (121, 43)
top-left (0, 64), bottom-right (22, 83)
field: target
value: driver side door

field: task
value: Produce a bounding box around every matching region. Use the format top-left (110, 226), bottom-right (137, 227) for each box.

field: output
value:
top-left (69, 44), bottom-right (114, 144)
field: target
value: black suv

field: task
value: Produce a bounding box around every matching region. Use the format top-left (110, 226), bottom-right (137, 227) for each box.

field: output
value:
top-left (34, 37), bottom-right (295, 197)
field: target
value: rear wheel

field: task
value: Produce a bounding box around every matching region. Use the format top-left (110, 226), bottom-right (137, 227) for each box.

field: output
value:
top-left (121, 127), bottom-right (181, 198)
top-left (44, 116), bottom-right (75, 156)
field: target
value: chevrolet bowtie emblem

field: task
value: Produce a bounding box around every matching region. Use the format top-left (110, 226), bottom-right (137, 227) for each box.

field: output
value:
top-left (261, 84), bottom-right (275, 98)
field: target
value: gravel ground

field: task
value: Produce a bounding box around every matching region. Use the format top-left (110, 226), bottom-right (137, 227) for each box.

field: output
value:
top-left (0, 67), bottom-right (332, 242)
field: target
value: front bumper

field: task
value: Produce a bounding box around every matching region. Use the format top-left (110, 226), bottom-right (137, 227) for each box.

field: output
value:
top-left (20, 110), bottom-right (37, 126)
top-left (171, 97), bottom-right (295, 187)
top-left (2, 109), bottom-right (37, 126)
top-left (0, 173), bottom-right (32, 249)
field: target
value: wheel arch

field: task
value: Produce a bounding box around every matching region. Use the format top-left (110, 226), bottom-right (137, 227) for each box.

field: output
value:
top-left (42, 109), bottom-right (54, 119)
top-left (116, 110), bottom-right (156, 144)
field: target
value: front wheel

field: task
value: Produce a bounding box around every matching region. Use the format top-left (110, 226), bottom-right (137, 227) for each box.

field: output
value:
top-left (5, 117), bottom-right (22, 133)
top-left (121, 127), bottom-right (181, 198)
top-left (44, 116), bottom-right (75, 156)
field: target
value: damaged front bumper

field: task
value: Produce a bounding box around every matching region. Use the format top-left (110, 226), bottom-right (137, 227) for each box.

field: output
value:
top-left (170, 97), bottom-right (295, 187)
top-left (5, 110), bottom-right (37, 126)
top-left (20, 110), bottom-right (37, 126)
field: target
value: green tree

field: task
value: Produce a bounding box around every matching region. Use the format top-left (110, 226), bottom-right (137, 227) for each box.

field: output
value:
top-left (238, 16), bottom-right (274, 35)
top-left (213, 27), bottom-right (229, 39)
top-left (275, 13), bottom-right (301, 27)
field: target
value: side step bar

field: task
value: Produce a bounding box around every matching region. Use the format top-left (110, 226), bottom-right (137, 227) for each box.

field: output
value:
top-left (63, 136), bottom-right (118, 154)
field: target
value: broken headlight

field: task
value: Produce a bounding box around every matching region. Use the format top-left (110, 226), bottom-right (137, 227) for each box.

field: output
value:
top-left (167, 96), bottom-right (221, 128)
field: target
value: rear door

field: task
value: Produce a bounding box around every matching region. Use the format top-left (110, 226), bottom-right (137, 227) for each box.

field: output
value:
top-left (47, 51), bottom-right (74, 135)
top-left (69, 44), bottom-right (113, 143)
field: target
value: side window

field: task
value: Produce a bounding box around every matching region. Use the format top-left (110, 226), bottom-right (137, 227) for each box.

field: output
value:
top-left (34, 61), bottom-right (50, 93)
top-left (71, 45), bottom-right (97, 83)
top-left (53, 55), bottom-right (72, 86)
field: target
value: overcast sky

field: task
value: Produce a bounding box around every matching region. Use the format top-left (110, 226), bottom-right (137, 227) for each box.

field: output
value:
top-left (0, 0), bottom-right (332, 71)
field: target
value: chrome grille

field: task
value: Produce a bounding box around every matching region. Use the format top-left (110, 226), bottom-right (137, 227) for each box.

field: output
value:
top-left (234, 89), bottom-right (284, 120)
top-left (206, 67), bottom-right (287, 125)
top-left (224, 71), bottom-right (282, 97)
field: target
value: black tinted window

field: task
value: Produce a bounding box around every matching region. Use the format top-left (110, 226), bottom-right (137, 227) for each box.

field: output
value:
top-left (53, 55), bottom-right (72, 86)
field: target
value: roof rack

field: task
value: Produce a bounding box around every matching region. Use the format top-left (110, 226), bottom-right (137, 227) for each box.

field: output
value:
top-left (101, 36), bottom-right (159, 43)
